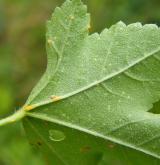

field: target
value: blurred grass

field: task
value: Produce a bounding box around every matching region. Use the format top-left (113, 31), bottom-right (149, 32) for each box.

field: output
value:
top-left (0, 0), bottom-right (160, 164)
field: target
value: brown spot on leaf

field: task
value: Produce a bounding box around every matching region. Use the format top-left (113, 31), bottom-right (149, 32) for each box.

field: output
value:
top-left (37, 141), bottom-right (42, 146)
top-left (44, 121), bottom-right (49, 126)
top-left (80, 146), bottom-right (91, 153)
top-left (108, 143), bottom-right (115, 149)
top-left (29, 142), bottom-right (34, 146)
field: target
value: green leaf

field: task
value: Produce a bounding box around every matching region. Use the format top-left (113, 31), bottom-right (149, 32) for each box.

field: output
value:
top-left (23, 0), bottom-right (160, 164)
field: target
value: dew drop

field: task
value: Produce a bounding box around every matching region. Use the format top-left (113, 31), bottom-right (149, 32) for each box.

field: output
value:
top-left (49, 129), bottom-right (65, 142)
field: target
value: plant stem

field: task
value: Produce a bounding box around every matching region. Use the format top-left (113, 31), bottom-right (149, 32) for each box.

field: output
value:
top-left (0, 109), bottom-right (26, 127)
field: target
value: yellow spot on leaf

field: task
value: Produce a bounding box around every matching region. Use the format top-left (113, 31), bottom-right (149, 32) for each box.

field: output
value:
top-left (88, 24), bottom-right (91, 31)
top-left (69, 15), bottom-right (75, 20)
top-left (51, 96), bottom-right (61, 102)
top-left (24, 105), bottom-right (35, 111)
top-left (47, 39), bottom-right (54, 45)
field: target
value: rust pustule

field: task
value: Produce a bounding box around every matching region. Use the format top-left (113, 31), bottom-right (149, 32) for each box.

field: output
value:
top-left (80, 146), bottom-right (91, 153)
top-left (51, 96), bottom-right (62, 102)
top-left (24, 105), bottom-right (35, 111)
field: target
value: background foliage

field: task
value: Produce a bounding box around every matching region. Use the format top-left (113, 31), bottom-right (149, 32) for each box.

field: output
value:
top-left (0, 0), bottom-right (160, 164)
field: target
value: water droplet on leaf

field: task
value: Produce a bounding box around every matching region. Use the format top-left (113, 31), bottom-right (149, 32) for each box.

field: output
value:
top-left (49, 129), bottom-right (65, 142)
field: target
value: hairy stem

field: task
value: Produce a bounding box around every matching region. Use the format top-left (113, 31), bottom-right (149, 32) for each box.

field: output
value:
top-left (0, 109), bottom-right (26, 127)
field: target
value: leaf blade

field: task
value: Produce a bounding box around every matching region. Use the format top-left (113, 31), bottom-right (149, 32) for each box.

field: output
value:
top-left (23, 0), bottom-right (160, 163)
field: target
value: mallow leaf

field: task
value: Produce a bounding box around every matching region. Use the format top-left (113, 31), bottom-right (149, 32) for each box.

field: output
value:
top-left (4, 0), bottom-right (160, 164)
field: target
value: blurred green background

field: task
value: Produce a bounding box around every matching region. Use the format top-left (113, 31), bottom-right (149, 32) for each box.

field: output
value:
top-left (0, 0), bottom-right (160, 164)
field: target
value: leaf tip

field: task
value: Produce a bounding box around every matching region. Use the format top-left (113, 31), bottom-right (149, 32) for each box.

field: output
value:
top-left (117, 21), bottom-right (126, 27)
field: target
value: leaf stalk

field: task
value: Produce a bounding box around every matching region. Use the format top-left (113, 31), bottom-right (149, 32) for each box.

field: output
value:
top-left (0, 109), bottom-right (26, 127)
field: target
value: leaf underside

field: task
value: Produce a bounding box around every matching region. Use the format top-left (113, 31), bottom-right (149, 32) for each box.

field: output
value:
top-left (23, 0), bottom-right (160, 164)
